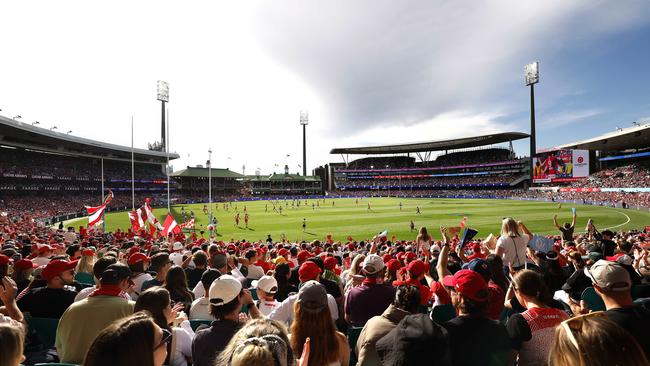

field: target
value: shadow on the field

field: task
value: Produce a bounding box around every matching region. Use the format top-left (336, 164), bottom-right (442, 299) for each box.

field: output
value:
top-left (304, 231), bottom-right (317, 236)
top-left (247, 228), bottom-right (255, 231)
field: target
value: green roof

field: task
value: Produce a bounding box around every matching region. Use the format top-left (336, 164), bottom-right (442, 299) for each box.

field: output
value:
top-left (171, 167), bottom-right (244, 178)
top-left (245, 173), bottom-right (321, 182)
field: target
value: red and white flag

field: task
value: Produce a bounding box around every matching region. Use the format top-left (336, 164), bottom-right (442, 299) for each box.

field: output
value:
top-left (128, 207), bottom-right (147, 231)
top-left (85, 190), bottom-right (113, 227)
top-left (162, 214), bottom-right (181, 236)
top-left (180, 218), bottom-right (195, 229)
top-left (144, 198), bottom-right (164, 231)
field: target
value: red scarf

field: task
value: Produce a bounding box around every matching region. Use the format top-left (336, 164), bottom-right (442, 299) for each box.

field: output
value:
top-left (362, 277), bottom-right (378, 286)
top-left (89, 284), bottom-right (123, 297)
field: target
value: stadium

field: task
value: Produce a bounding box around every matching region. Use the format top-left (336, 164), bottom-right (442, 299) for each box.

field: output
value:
top-left (3, 3), bottom-right (650, 366)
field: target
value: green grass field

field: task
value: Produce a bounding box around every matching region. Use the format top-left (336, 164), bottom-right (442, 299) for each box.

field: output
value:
top-left (67, 197), bottom-right (650, 243)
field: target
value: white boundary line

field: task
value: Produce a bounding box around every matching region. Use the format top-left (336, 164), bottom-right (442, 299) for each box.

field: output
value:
top-left (603, 210), bottom-right (631, 230)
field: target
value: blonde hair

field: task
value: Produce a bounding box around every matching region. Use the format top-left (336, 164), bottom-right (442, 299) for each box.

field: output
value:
top-left (550, 316), bottom-right (648, 366)
top-left (230, 342), bottom-right (275, 366)
top-left (0, 324), bottom-right (24, 366)
top-left (500, 217), bottom-right (520, 238)
top-left (215, 318), bottom-right (293, 366)
top-left (76, 254), bottom-right (95, 275)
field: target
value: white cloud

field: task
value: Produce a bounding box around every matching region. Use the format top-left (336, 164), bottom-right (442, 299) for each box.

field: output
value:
top-left (0, 1), bottom-right (648, 174)
top-left (540, 109), bottom-right (604, 128)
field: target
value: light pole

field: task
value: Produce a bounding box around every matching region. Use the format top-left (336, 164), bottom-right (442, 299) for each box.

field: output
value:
top-left (157, 81), bottom-right (169, 151)
top-left (208, 148), bottom-right (212, 235)
top-left (300, 111), bottom-right (308, 177)
top-left (525, 62), bottom-right (539, 184)
top-left (32, 121), bottom-right (40, 126)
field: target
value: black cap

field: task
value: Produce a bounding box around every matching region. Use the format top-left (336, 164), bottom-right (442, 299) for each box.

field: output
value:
top-left (100, 263), bottom-right (132, 284)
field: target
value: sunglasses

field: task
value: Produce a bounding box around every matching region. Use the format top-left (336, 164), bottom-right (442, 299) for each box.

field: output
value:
top-left (155, 328), bottom-right (172, 350)
top-left (560, 311), bottom-right (606, 350)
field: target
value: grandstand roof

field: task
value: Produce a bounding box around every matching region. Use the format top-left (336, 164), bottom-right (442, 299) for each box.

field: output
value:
top-left (330, 132), bottom-right (529, 155)
top-left (0, 115), bottom-right (179, 163)
top-left (244, 173), bottom-right (321, 182)
top-left (171, 166), bottom-right (244, 178)
top-left (545, 124), bottom-right (650, 152)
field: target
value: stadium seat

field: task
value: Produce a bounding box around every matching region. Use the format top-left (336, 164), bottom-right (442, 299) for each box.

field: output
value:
top-left (347, 326), bottom-right (363, 366)
top-left (581, 287), bottom-right (606, 311)
top-left (189, 319), bottom-right (212, 331)
top-left (632, 284), bottom-right (650, 300)
top-left (26, 316), bottom-right (59, 348)
top-left (250, 287), bottom-right (258, 301)
top-left (430, 304), bottom-right (456, 324)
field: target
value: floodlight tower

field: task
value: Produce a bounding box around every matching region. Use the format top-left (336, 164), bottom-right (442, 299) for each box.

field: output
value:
top-left (157, 80), bottom-right (169, 150)
top-left (300, 111), bottom-right (309, 177)
top-left (524, 62), bottom-right (539, 183)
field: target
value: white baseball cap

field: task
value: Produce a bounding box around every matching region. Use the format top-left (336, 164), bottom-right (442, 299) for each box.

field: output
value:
top-left (362, 254), bottom-right (385, 275)
top-left (208, 275), bottom-right (242, 305)
top-left (172, 242), bottom-right (184, 251)
top-left (430, 244), bottom-right (441, 253)
top-left (252, 275), bottom-right (278, 294)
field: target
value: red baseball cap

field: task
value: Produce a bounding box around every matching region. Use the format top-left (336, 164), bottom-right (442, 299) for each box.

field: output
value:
top-left (443, 269), bottom-right (489, 302)
top-left (42, 260), bottom-right (78, 281)
top-left (297, 250), bottom-right (311, 262)
top-left (407, 259), bottom-right (426, 277)
top-left (404, 252), bottom-right (416, 262)
top-left (227, 244), bottom-right (237, 253)
top-left (82, 249), bottom-right (95, 257)
top-left (0, 254), bottom-right (11, 265)
top-left (279, 248), bottom-right (289, 257)
top-left (128, 253), bottom-right (151, 266)
top-left (382, 254), bottom-right (393, 263)
top-left (38, 245), bottom-right (52, 254)
top-left (386, 259), bottom-right (401, 272)
top-left (128, 246), bottom-right (141, 256)
top-left (396, 252), bottom-right (405, 261)
top-left (298, 261), bottom-right (322, 282)
top-left (14, 259), bottom-right (38, 270)
top-left (324, 257), bottom-right (337, 271)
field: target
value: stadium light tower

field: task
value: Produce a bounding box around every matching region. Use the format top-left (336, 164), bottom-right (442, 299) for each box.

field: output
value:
top-left (157, 80), bottom-right (169, 150)
top-left (525, 61), bottom-right (539, 184)
top-left (300, 110), bottom-right (309, 176)
top-left (32, 121), bottom-right (40, 126)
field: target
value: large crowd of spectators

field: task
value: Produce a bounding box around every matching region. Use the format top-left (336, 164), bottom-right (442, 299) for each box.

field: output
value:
top-left (568, 164), bottom-right (650, 189)
top-left (337, 175), bottom-right (522, 189)
top-left (1, 203), bottom-right (650, 366)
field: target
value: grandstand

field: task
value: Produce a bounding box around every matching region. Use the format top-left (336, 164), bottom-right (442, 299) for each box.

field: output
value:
top-left (0, 115), bottom-right (179, 223)
top-left (326, 132), bottom-right (530, 192)
top-left (243, 165), bottom-right (322, 196)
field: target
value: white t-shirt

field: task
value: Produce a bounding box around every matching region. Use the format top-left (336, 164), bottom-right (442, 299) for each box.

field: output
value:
top-left (268, 293), bottom-right (338, 326)
top-left (496, 234), bottom-right (530, 267)
top-left (170, 252), bottom-right (184, 266)
top-left (170, 321), bottom-right (194, 366)
top-left (131, 272), bottom-right (154, 300)
top-left (189, 297), bottom-right (214, 320)
top-left (257, 299), bottom-right (280, 316)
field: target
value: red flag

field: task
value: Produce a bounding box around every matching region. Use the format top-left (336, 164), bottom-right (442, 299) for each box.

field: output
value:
top-left (162, 214), bottom-right (181, 236)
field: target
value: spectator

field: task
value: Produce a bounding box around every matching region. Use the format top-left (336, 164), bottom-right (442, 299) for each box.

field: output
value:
top-left (463, 258), bottom-right (505, 321)
top-left (75, 249), bottom-right (95, 284)
top-left (32, 245), bottom-right (53, 267)
top-left (128, 252), bottom-right (152, 300)
top-left (74, 256), bottom-right (123, 302)
top-left (134, 287), bottom-right (194, 366)
top-left (243, 249), bottom-right (264, 280)
top-left (251, 275), bottom-right (281, 316)
top-left (0, 323), bottom-right (25, 366)
top-left (343, 254), bottom-right (365, 295)
top-left (83, 312), bottom-right (169, 366)
top-left (185, 251), bottom-right (207, 289)
top-left (289, 250), bottom-right (312, 287)
top-left (356, 284), bottom-right (420, 366)
top-left (141, 253), bottom-right (173, 292)
top-left (561, 251), bottom-right (592, 302)
top-left (495, 218), bottom-right (531, 269)
top-left (17, 259), bottom-right (78, 318)
top-left (582, 260), bottom-right (650, 357)
top-left (169, 242), bottom-right (186, 266)
top-left (215, 318), bottom-right (294, 366)
top-left (191, 253), bottom-right (231, 298)
top-left (394, 259), bottom-right (432, 305)
top-left (442, 269), bottom-right (512, 366)
top-left (506, 270), bottom-right (569, 365)
top-left (192, 275), bottom-right (261, 366)
top-left (553, 212), bottom-right (576, 244)
top-left (0, 277), bottom-right (25, 326)
top-left (164, 265), bottom-right (195, 314)
top-left (56, 263), bottom-right (136, 364)
top-left (268, 262), bottom-right (339, 326)
top-left (11, 259), bottom-right (37, 294)
top-left (375, 313), bottom-right (451, 366)
top-left (289, 280), bottom-right (349, 366)
top-left (273, 262), bottom-right (297, 302)
top-left (345, 254), bottom-right (396, 326)
top-left (189, 269), bottom-right (221, 320)
top-left (549, 313), bottom-right (648, 366)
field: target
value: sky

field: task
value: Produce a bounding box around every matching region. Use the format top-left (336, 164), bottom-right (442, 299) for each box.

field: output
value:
top-left (1, 1), bottom-right (650, 175)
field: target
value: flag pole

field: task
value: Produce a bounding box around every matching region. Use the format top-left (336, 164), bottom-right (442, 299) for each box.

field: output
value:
top-left (101, 157), bottom-right (105, 231)
top-left (166, 107), bottom-right (170, 213)
top-left (131, 116), bottom-right (135, 211)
